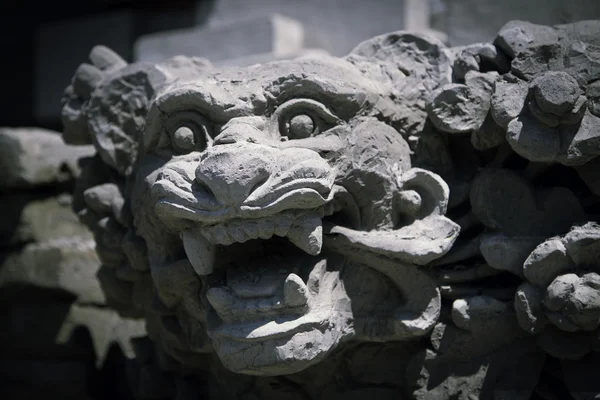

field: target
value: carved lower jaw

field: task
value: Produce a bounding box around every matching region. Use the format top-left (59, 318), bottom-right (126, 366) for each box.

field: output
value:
top-left (211, 313), bottom-right (350, 376)
top-left (206, 257), bottom-right (352, 376)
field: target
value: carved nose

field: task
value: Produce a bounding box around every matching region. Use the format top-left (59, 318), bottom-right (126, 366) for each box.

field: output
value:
top-left (194, 145), bottom-right (273, 206)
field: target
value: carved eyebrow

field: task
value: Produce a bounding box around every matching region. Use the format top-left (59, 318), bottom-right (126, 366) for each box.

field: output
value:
top-left (264, 75), bottom-right (370, 120)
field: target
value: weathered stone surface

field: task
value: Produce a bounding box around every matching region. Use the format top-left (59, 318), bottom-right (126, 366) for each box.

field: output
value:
top-left (471, 113), bottom-right (506, 150)
top-left (506, 114), bottom-right (561, 162)
top-left (557, 111), bottom-right (600, 166)
top-left (485, 20), bottom-right (600, 168)
top-left (0, 238), bottom-right (104, 304)
top-left (348, 31), bottom-right (452, 137)
top-left (587, 79), bottom-right (600, 117)
top-left (453, 43), bottom-right (509, 80)
top-left (561, 222), bottom-right (600, 266)
top-left (427, 83), bottom-right (490, 133)
top-left (515, 282), bottom-right (548, 334)
top-left (490, 76), bottom-right (528, 128)
top-left (531, 71), bottom-right (582, 115)
top-left (0, 127), bottom-right (94, 189)
top-left (470, 168), bottom-right (585, 236)
top-left (480, 234), bottom-right (543, 276)
top-left (0, 193), bottom-right (91, 246)
top-left (511, 42), bottom-right (565, 81)
top-left (523, 238), bottom-right (574, 287)
top-left (505, 108), bottom-right (600, 166)
top-left (495, 20), bottom-right (559, 59)
top-left (545, 273), bottom-right (600, 331)
top-left (514, 223), bottom-right (600, 363)
top-left (407, 322), bottom-right (543, 400)
top-left (60, 32), bottom-right (464, 383)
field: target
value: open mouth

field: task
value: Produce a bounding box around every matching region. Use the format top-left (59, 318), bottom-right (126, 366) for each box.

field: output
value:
top-left (176, 191), bottom-right (357, 322)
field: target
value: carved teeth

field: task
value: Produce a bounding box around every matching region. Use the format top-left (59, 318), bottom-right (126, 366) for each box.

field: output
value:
top-left (182, 228), bottom-right (215, 276)
top-left (244, 221), bottom-right (260, 240)
top-left (286, 212), bottom-right (323, 256)
top-left (227, 220), bottom-right (248, 243)
top-left (274, 212), bottom-right (295, 237)
top-left (213, 225), bottom-right (235, 245)
top-left (258, 218), bottom-right (275, 239)
top-left (197, 209), bottom-right (326, 256)
top-left (284, 273), bottom-right (309, 307)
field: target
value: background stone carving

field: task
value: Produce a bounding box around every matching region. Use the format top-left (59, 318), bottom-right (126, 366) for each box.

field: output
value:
top-left (0, 128), bottom-right (146, 399)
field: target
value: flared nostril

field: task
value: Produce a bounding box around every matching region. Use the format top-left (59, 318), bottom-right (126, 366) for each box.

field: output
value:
top-left (191, 179), bottom-right (217, 202)
top-left (247, 175), bottom-right (270, 197)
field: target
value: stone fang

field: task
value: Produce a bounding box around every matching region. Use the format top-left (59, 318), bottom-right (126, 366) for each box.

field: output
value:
top-left (182, 228), bottom-right (215, 276)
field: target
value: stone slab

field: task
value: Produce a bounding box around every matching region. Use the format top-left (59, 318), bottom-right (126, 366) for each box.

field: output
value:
top-left (0, 193), bottom-right (91, 246)
top-left (0, 127), bottom-right (94, 190)
top-left (0, 238), bottom-right (104, 304)
top-left (134, 13), bottom-right (303, 63)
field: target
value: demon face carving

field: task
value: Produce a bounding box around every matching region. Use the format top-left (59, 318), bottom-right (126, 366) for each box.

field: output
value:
top-left (62, 34), bottom-right (459, 376)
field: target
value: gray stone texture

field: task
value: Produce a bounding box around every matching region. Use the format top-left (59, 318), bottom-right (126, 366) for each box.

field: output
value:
top-left (0, 128), bottom-right (94, 189)
top-left (135, 14), bottom-right (305, 64)
top-left (47, 18), bottom-right (600, 400)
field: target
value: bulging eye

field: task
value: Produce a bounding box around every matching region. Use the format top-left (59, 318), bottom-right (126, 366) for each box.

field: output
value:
top-left (273, 99), bottom-right (340, 140)
top-left (173, 126), bottom-right (196, 150)
top-left (287, 114), bottom-right (315, 139)
top-left (160, 111), bottom-right (213, 154)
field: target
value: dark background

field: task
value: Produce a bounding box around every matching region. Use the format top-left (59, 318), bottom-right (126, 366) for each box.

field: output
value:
top-left (2, 0), bottom-right (600, 133)
top-left (0, 0), bottom-right (204, 130)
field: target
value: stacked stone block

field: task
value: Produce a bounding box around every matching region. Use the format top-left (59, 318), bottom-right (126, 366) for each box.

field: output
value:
top-left (0, 127), bottom-right (146, 399)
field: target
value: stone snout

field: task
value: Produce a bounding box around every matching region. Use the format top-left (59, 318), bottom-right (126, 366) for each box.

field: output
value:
top-left (189, 121), bottom-right (337, 219)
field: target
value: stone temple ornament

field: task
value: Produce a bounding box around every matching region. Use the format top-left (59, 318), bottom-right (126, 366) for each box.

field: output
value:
top-left (60, 19), bottom-right (600, 400)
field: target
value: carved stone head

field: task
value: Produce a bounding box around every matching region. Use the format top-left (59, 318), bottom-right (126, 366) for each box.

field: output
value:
top-left (62, 33), bottom-right (459, 376)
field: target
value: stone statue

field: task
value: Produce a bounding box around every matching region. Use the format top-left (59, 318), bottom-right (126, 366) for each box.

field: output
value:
top-left (60, 20), bottom-right (600, 400)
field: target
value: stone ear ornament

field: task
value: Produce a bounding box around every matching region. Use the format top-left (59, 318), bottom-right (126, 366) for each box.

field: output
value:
top-left (325, 168), bottom-right (458, 265)
top-left (323, 167), bottom-right (458, 342)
